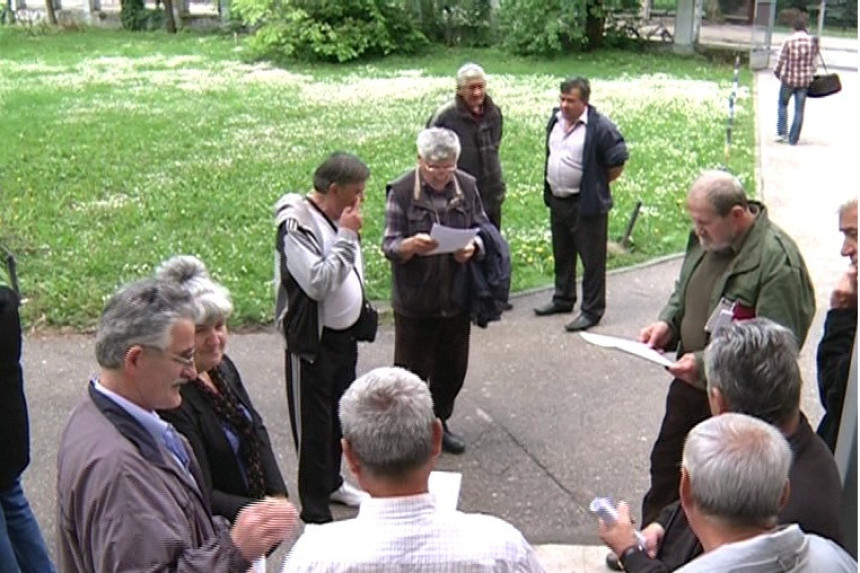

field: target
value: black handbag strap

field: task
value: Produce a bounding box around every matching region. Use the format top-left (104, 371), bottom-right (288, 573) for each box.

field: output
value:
top-left (817, 44), bottom-right (828, 73)
top-left (305, 197), bottom-right (369, 301)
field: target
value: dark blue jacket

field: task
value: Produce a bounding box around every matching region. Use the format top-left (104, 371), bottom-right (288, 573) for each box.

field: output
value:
top-left (543, 105), bottom-right (628, 217)
top-left (454, 222), bottom-right (511, 328)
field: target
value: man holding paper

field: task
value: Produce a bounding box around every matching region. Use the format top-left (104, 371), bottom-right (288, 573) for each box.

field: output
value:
top-left (637, 170), bottom-right (814, 527)
top-left (382, 127), bottom-right (490, 455)
top-left (281, 367), bottom-right (545, 572)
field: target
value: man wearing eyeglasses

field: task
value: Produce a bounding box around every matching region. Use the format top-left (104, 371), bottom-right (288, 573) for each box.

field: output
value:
top-left (635, 169), bottom-right (814, 530)
top-left (534, 76), bottom-right (628, 333)
top-left (57, 279), bottom-right (299, 572)
top-left (382, 127), bottom-right (491, 455)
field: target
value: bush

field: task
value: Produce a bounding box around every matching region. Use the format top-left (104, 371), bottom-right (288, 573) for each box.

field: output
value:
top-left (120, 0), bottom-right (148, 30)
top-left (240, 0), bottom-right (428, 63)
top-left (408, 0), bottom-right (494, 47)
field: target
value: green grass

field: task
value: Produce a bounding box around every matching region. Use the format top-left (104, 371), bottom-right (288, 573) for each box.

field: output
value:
top-left (0, 28), bottom-right (755, 330)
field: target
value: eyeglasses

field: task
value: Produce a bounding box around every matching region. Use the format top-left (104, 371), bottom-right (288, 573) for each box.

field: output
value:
top-left (141, 345), bottom-right (196, 370)
top-left (422, 162), bottom-right (457, 173)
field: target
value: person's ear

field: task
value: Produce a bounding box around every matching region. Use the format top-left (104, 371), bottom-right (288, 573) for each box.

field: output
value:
top-left (431, 419), bottom-right (443, 459)
top-left (124, 345), bottom-right (145, 373)
top-left (342, 439), bottom-right (362, 479)
top-left (679, 468), bottom-right (693, 512)
top-left (778, 481), bottom-right (791, 511)
top-left (708, 387), bottom-right (728, 415)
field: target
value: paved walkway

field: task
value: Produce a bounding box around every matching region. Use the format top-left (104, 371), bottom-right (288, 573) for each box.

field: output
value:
top-left (16, 38), bottom-right (857, 573)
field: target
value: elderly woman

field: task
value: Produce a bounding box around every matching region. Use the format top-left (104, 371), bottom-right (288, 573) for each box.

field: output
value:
top-left (156, 255), bottom-right (288, 522)
top-left (382, 127), bottom-right (490, 456)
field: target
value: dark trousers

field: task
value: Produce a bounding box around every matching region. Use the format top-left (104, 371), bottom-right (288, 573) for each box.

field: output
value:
top-left (549, 195), bottom-right (607, 319)
top-left (393, 312), bottom-right (471, 421)
top-left (285, 328), bottom-right (357, 523)
top-left (641, 379), bottom-right (712, 524)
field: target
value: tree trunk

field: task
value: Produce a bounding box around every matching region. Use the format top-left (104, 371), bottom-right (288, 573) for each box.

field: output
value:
top-left (44, 0), bottom-right (58, 25)
top-left (585, 3), bottom-right (605, 49)
top-left (162, 0), bottom-right (176, 33)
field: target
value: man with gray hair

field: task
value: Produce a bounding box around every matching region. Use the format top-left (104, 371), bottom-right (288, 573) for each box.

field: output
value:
top-left (599, 319), bottom-right (843, 572)
top-left (282, 366), bottom-right (545, 572)
top-left (383, 127), bottom-right (490, 455)
top-left (428, 62), bottom-right (506, 231)
top-left (817, 197), bottom-right (857, 451)
top-left (57, 279), bottom-right (298, 571)
top-left (674, 413), bottom-right (853, 572)
top-left (637, 169), bottom-right (814, 526)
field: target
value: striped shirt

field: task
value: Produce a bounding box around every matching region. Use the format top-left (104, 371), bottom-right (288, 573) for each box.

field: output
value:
top-left (281, 493), bottom-right (546, 572)
top-left (774, 31), bottom-right (819, 88)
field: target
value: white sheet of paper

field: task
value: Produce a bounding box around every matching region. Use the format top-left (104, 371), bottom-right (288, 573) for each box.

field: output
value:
top-left (428, 470), bottom-right (462, 512)
top-left (249, 556), bottom-right (265, 573)
top-left (579, 332), bottom-right (674, 368)
top-left (426, 223), bottom-right (478, 255)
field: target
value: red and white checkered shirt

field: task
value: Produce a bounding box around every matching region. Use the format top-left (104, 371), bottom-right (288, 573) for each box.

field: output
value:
top-left (774, 31), bottom-right (819, 88)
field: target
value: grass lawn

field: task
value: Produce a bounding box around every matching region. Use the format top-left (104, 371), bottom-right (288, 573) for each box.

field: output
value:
top-left (0, 28), bottom-right (755, 330)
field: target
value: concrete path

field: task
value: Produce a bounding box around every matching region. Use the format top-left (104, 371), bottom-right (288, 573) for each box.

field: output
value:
top-left (16, 41), bottom-right (857, 573)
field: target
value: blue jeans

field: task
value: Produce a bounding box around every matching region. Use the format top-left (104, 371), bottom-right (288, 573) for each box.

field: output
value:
top-left (0, 478), bottom-right (55, 573)
top-left (777, 84), bottom-right (808, 145)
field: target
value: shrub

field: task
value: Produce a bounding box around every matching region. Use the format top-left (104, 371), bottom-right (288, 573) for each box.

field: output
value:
top-left (120, 0), bottom-right (148, 30)
top-left (241, 0), bottom-right (428, 63)
top-left (499, 0), bottom-right (585, 56)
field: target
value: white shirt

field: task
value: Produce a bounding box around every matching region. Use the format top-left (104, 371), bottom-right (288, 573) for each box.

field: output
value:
top-left (309, 208), bottom-right (364, 330)
top-left (546, 108), bottom-right (588, 197)
top-left (281, 493), bottom-right (546, 572)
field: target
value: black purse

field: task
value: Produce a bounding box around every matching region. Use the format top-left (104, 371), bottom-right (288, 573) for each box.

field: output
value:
top-left (352, 297), bottom-right (378, 343)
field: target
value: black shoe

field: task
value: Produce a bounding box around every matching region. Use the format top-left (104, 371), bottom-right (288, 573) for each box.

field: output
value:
top-left (502, 302), bottom-right (514, 311)
top-left (605, 551), bottom-right (622, 571)
top-left (533, 301), bottom-right (573, 316)
top-left (441, 422), bottom-right (466, 454)
top-left (565, 313), bottom-right (599, 332)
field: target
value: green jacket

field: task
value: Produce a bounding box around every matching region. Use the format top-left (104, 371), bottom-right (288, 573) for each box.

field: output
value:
top-left (659, 203), bottom-right (815, 389)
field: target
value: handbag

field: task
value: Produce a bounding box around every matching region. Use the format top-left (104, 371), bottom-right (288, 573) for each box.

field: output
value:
top-left (808, 51), bottom-right (841, 98)
top-left (352, 298), bottom-right (378, 343)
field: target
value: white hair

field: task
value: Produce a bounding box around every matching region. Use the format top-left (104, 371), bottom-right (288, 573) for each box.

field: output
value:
top-left (416, 127), bottom-right (460, 163)
top-left (155, 255), bottom-right (233, 326)
top-left (456, 62), bottom-right (486, 87)
top-left (683, 413), bottom-right (792, 528)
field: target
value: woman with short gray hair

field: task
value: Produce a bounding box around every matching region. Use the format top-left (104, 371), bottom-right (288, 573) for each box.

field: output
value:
top-left (156, 255), bottom-right (288, 522)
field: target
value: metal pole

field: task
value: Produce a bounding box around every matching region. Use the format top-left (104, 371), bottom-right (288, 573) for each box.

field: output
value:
top-left (817, 0), bottom-right (826, 38)
top-left (621, 201), bottom-right (643, 249)
top-left (725, 55), bottom-right (740, 165)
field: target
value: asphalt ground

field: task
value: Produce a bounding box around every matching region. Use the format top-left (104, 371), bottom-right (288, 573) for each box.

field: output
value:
top-left (14, 45), bottom-right (858, 573)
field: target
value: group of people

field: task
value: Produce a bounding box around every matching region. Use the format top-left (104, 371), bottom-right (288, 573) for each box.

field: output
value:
top-left (1, 56), bottom-right (855, 573)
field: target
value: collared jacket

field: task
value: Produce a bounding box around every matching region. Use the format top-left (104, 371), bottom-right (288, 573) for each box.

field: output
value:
top-left (658, 203), bottom-right (814, 388)
top-left (543, 105), bottom-right (628, 217)
top-left (57, 385), bottom-right (250, 572)
top-left (453, 221), bottom-right (511, 328)
top-left (428, 94), bottom-right (506, 208)
top-left (816, 307), bottom-right (857, 451)
top-left (383, 168), bottom-right (489, 318)
top-left (158, 355), bottom-right (288, 523)
top-left (674, 525), bottom-right (855, 573)
top-left (274, 193), bottom-right (360, 361)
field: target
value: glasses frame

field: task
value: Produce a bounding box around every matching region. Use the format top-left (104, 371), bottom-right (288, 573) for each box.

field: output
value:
top-left (140, 345), bottom-right (196, 370)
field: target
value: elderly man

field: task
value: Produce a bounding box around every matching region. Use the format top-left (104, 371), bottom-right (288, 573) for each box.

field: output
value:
top-left (382, 127), bottom-right (490, 455)
top-left (675, 414), bottom-right (853, 571)
top-left (57, 279), bottom-right (298, 572)
top-left (637, 170), bottom-right (814, 526)
top-left (599, 319), bottom-right (843, 572)
top-left (274, 152), bottom-right (371, 523)
top-left (534, 76), bottom-right (628, 332)
top-left (817, 197), bottom-right (858, 451)
top-left (282, 366), bottom-right (546, 572)
top-left (428, 62), bottom-right (506, 230)
top-left (774, 13), bottom-right (819, 145)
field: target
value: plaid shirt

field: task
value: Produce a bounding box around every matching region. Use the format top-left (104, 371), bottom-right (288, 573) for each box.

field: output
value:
top-left (774, 31), bottom-right (819, 88)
